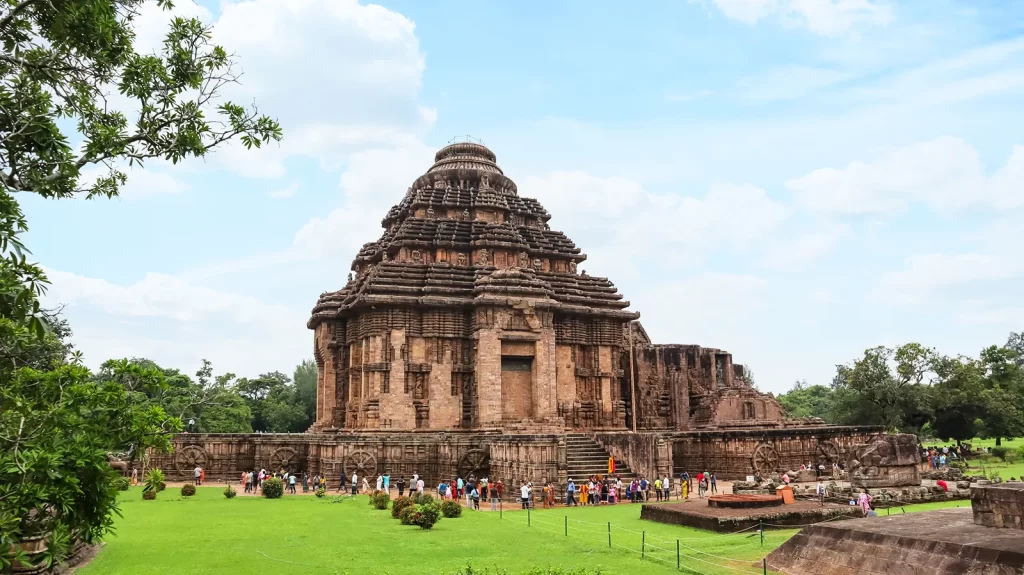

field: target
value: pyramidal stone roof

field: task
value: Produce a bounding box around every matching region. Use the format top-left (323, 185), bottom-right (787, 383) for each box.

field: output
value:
top-left (308, 141), bottom-right (639, 327)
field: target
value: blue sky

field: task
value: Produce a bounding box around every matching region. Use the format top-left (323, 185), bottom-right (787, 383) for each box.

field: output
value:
top-left (26, 0), bottom-right (1024, 394)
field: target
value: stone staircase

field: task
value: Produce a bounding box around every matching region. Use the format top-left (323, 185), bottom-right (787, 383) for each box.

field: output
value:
top-left (565, 434), bottom-right (637, 482)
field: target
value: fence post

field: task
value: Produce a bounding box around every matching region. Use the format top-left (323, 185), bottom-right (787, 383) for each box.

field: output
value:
top-left (564, 515), bottom-right (567, 536)
top-left (528, 506), bottom-right (531, 526)
top-left (763, 558), bottom-right (767, 575)
top-left (500, 498), bottom-right (502, 519)
top-left (760, 520), bottom-right (764, 546)
top-left (642, 531), bottom-right (645, 559)
top-left (676, 539), bottom-right (680, 570)
top-left (607, 522), bottom-right (611, 548)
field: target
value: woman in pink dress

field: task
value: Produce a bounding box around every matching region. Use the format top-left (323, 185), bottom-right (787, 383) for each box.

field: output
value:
top-left (857, 489), bottom-right (872, 516)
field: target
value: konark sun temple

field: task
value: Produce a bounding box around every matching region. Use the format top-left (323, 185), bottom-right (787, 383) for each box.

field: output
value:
top-left (156, 140), bottom-right (880, 485)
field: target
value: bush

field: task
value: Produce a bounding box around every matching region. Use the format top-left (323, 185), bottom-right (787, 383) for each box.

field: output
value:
top-left (142, 490), bottom-right (156, 501)
top-left (114, 477), bottom-right (130, 491)
top-left (143, 469), bottom-right (165, 499)
top-left (992, 446), bottom-right (1011, 462)
top-left (416, 494), bottom-right (434, 506)
top-left (413, 502), bottom-right (442, 530)
top-left (949, 459), bottom-right (968, 471)
top-left (399, 504), bottom-right (417, 525)
top-left (262, 477), bottom-right (284, 499)
top-left (371, 490), bottom-right (390, 510)
top-left (392, 495), bottom-right (414, 519)
top-left (441, 500), bottom-right (462, 518)
top-left (180, 484), bottom-right (196, 497)
top-left (223, 485), bottom-right (237, 499)
top-left (315, 487), bottom-right (325, 498)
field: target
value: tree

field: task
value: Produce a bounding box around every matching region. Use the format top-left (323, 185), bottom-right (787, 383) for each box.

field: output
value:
top-left (777, 381), bottom-right (836, 420)
top-left (0, 361), bottom-right (178, 570)
top-left (237, 371), bottom-right (310, 432)
top-left (975, 345), bottom-right (1024, 446)
top-left (929, 354), bottom-right (986, 444)
top-left (829, 344), bottom-right (935, 432)
top-left (294, 359), bottom-right (317, 425)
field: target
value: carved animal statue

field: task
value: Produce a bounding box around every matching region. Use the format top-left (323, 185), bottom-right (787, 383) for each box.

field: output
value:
top-left (106, 452), bottom-right (130, 475)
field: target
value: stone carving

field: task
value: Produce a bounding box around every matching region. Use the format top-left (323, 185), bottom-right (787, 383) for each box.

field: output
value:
top-left (344, 450), bottom-right (378, 478)
top-left (849, 433), bottom-right (921, 487)
top-left (458, 448), bottom-right (490, 479)
top-left (433, 178), bottom-right (444, 190)
top-left (532, 258), bottom-right (542, 271)
top-left (347, 272), bottom-right (354, 283)
top-left (457, 253), bottom-right (467, 266)
top-left (477, 249), bottom-right (490, 266)
top-left (381, 252), bottom-right (388, 261)
top-left (426, 206), bottom-right (435, 218)
top-left (752, 443), bottom-right (780, 474)
top-left (462, 209), bottom-right (470, 220)
top-left (569, 261), bottom-right (577, 273)
top-left (816, 440), bottom-right (842, 464)
top-left (411, 250), bottom-right (422, 263)
top-left (480, 174), bottom-right (490, 189)
top-left (518, 251), bottom-right (528, 268)
top-left (106, 452), bottom-right (130, 475)
top-left (269, 447), bottom-right (298, 471)
top-left (173, 445), bottom-right (208, 473)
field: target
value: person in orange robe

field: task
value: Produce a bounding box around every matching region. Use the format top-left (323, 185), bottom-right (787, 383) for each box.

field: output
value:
top-left (608, 457), bottom-right (616, 475)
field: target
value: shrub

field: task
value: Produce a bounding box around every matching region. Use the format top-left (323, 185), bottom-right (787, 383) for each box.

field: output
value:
top-left (399, 504), bottom-right (418, 525)
top-left (315, 487), bottom-right (325, 498)
top-left (392, 495), bottom-right (414, 519)
top-left (262, 477), bottom-right (284, 499)
top-left (417, 494), bottom-right (434, 506)
top-left (114, 477), bottom-right (131, 491)
top-left (143, 469), bottom-right (165, 499)
top-left (180, 484), bottom-right (196, 497)
top-left (949, 459), bottom-right (968, 471)
top-left (371, 490), bottom-right (390, 510)
top-left (142, 490), bottom-right (156, 501)
top-left (441, 500), bottom-right (462, 518)
top-left (991, 446), bottom-right (1011, 462)
top-left (223, 485), bottom-right (237, 499)
top-left (413, 502), bottom-right (442, 530)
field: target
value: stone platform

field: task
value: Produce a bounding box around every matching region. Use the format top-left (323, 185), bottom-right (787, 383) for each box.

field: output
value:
top-left (640, 500), bottom-right (860, 533)
top-left (765, 508), bottom-right (1024, 575)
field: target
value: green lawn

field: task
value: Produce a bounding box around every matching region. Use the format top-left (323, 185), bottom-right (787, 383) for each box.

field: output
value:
top-left (79, 489), bottom-right (966, 575)
top-left (930, 437), bottom-right (1024, 481)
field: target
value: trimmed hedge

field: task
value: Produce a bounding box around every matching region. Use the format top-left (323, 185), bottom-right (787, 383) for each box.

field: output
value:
top-left (262, 477), bottom-right (284, 499)
top-left (180, 484), bottom-right (196, 497)
top-left (441, 500), bottom-right (462, 518)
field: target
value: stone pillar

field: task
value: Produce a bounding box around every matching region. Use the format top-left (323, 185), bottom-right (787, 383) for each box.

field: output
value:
top-left (476, 328), bottom-right (502, 427)
top-left (532, 328), bottom-right (557, 419)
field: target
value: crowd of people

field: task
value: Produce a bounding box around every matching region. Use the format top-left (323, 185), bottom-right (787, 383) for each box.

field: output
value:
top-left (919, 444), bottom-right (968, 469)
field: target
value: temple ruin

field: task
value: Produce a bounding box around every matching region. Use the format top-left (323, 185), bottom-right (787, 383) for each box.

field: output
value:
top-left (153, 139), bottom-right (880, 485)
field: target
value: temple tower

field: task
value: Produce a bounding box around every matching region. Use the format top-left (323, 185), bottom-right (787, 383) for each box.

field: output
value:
top-left (308, 139), bottom-right (639, 432)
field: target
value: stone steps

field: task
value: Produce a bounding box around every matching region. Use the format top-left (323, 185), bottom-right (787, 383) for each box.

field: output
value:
top-left (564, 434), bottom-right (636, 482)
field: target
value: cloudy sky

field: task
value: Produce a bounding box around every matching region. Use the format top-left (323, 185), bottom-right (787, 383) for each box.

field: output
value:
top-left (26, 0), bottom-right (1024, 394)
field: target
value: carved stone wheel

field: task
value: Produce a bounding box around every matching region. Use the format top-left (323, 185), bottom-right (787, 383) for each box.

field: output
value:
top-left (816, 441), bottom-right (842, 464)
top-left (173, 445), bottom-right (208, 473)
top-left (269, 447), bottom-right (298, 471)
top-left (457, 448), bottom-right (490, 479)
top-left (344, 450), bottom-right (378, 478)
top-left (751, 444), bottom-right (780, 474)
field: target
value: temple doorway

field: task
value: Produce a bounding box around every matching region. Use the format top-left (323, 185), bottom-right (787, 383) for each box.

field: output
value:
top-left (501, 355), bottom-right (533, 420)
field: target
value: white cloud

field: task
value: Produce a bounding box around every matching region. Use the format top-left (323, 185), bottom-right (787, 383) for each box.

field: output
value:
top-left (706, 0), bottom-right (891, 35)
top-left (761, 224), bottom-right (848, 269)
top-left (873, 253), bottom-right (1020, 305)
top-left (787, 137), bottom-right (1024, 215)
top-left (267, 181), bottom-right (300, 199)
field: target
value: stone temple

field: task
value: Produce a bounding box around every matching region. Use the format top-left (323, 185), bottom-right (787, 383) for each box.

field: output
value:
top-left (154, 140), bottom-right (879, 485)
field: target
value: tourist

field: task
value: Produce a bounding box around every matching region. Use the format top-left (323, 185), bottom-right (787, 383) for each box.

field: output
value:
top-left (200, 467), bottom-right (205, 485)
top-left (397, 476), bottom-right (406, 497)
top-left (681, 477), bottom-right (689, 499)
top-left (609, 483), bottom-right (618, 504)
top-left (240, 470), bottom-right (247, 489)
top-left (490, 482), bottom-right (499, 510)
top-left (698, 475), bottom-right (708, 499)
top-left (456, 476), bottom-right (464, 499)
top-left (438, 480), bottom-right (447, 498)
top-left (383, 472), bottom-right (390, 494)
top-left (580, 480), bottom-right (589, 506)
top-left (936, 479), bottom-right (948, 492)
top-left (496, 480), bottom-right (504, 502)
top-left (375, 474), bottom-right (383, 492)
top-left (416, 476), bottom-right (425, 495)
top-left (816, 480), bottom-right (826, 506)
top-left (781, 472), bottom-right (790, 485)
top-left (566, 478), bottom-right (577, 506)
top-left (351, 472), bottom-right (358, 496)
top-left (654, 477), bottom-right (662, 501)
top-left (193, 465), bottom-right (202, 486)
top-left (520, 482), bottom-right (531, 509)
top-left (471, 485), bottom-right (480, 509)
top-left (662, 475), bottom-right (670, 501)
top-left (362, 475), bottom-right (371, 493)
top-left (338, 470), bottom-right (347, 493)
top-left (288, 473), bottom-right (297, 494)
top-left (710, 473), bottom-right (717, 494)
top-left (681, 471), bottom-right (691, 494)
top-left (639, 477), bottom-right (648, 501)
top-left (857, 489), bottom-right (872, 516)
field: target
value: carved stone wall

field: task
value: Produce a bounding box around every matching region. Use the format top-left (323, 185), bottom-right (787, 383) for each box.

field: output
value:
top-left (594, 432), bottom-right (673, 479)
top-left (848, 433), bottom-right (922, 488)
top-left (671, 426), bottom-right (881, 480)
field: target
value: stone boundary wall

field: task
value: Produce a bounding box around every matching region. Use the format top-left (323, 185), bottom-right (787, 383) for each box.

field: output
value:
top-left (488, 435), bottom-right (563, 488)
top-left (593, 432), bottom-right (671, 479)
top-left (669, 426), bottom-right (881, 480)
top-left (973, 483), bottom-right (1024, 529)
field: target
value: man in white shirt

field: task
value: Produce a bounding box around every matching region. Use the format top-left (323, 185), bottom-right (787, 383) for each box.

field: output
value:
top-left (662, 476), bottom-right (670, 501)
top-left (416, 478), bottom-right (425, 494)
top-left (351, 472), bottom-right (358, 495)
top-left (520, 482), bottom-right (531, 509)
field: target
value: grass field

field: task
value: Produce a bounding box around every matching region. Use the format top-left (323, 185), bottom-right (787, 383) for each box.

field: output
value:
top-left (930, 437), bottom-right (1024, 481)
top-left (78, 489), bottom-right (968, 575)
